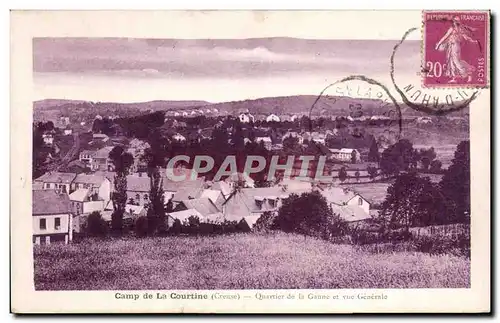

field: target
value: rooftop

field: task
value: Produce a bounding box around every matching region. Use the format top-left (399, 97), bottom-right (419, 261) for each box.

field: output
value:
top-left (34, 172), bottom-right (76, 184)
top-left (32, 190), bottom-right (72, 215)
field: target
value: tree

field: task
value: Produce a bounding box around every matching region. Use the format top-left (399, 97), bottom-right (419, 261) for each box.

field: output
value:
top-left (380, 172), bottom-right (443, 232)
top-left (351, 150), bottom-right (358, 164)
top-left (283, 136), bottom-right (300, 151)
top-left (253, 211), bottom-right (276, 232)
top-left (109, 146), bottom-right (134, 234)
top-left (368, 139), bottom-right (380, 163)
top-left (439, 141), bottom-right (470, 223)
top-left (430, 160), bottom-right (442, 173)
top-left (339, 167), bottom-right (348, 182)
top-left (367, 166), bottom-right (378, 180)
top-left (275, 191), bottom-right (346, 240)
top-left (379, 139), bottom-right (417, 177)
top-left (135, 216), bottom-right (149, 237)
top-left (147, 170), bottom-right (166, 235)
top-left (419, 147), bottom-right (437, 170)
top-left (86, 211), bottom-right (108, 237)
top-left (355, 171), bottom-right (360, 182)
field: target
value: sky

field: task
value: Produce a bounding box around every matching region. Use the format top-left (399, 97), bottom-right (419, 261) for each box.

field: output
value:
top-left (33, 37), bottom-right (420, 103)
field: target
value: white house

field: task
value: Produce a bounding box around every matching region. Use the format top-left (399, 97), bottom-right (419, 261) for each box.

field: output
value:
top-left (238, 113), bottom-right (255, 123)
top-left (32, 190), bottom-right (74, 244)
top-left (70, 174), bottom-right (111, 202)
top-left (64, 127), bottom-right (73, 136)
top-left (172, 133), bottom-right (186, 142)
top-left (255, 136), bottom-right (273, 149)
top-left (321, 187), bottom-right (371, 222)
top-left (42, 132), bottom-right (54, 145)
top-left (329, 148), bottom-right (360, 163)
top-left (266, 114), bottom-right (281, 122)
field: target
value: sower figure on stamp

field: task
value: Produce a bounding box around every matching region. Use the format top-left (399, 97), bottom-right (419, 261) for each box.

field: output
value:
top-left (435, 16), bottom-right (479, 84)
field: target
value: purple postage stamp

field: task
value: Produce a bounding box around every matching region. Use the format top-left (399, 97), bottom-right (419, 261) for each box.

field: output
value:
top-left (423, 10), bottom-right (489, 88)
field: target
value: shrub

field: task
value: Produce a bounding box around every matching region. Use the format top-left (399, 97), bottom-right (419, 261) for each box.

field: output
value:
top-left (86, 211), bottom-right (108, 237)
top-left (253, 211), bottom-right (276, 233)
top-left (135, 216), bottom-right (149, 237)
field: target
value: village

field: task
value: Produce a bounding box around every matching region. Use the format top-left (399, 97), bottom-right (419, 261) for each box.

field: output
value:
top-left (32, 105), bottom-right (465, 245)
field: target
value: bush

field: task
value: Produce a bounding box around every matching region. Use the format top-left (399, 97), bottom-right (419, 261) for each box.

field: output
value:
top-left (411, 233), bottom-right (470, 258)
top-left (253, 211), bottom-right (276, 233)
top-left (135, 216), bottom-right (149, 237)
top-left (86, 211), bottom-right (108, 237)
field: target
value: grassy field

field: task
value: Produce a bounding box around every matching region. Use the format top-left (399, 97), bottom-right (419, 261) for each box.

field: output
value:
top-left (34, 233), bottom-right (470, 290)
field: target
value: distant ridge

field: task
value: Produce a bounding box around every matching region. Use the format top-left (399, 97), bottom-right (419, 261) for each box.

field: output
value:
top-left (33, 95), bottom-right (469, 121)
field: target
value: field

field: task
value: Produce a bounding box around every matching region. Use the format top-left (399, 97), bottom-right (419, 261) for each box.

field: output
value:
top-left (34, 232), bottom-right (470, 290)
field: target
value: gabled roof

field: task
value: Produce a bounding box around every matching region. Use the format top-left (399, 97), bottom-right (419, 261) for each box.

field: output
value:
top-left (179, 197), bottom-right (220, 217)
top-left (126, 175), bottom-right (150, 192)
top-left (171, 178), bottom-right (205, 202)
top-left (223, 187), bottom-right (287, 218)
top-left (321, 187), bottom-right (359, 205)
top-left (168, 209), bottom-right (204, 223)
top-left (34, 172), bottom-right (76, 184)
top-left (93, 146), bottom-right (114, 159)
top-left (32, 190), bottom-right (72, 215)
top-left (73, 174), bottom-right (107, 186)
top-left (69, 188), bottom-right (90, 202)
top-left (210, 181), bottom-right (232, 198)
top-left (331, 204), bottom-right (371, 222)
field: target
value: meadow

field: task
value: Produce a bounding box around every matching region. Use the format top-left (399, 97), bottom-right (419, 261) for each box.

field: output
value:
top-left (34, 232), bottom-right (470, 290)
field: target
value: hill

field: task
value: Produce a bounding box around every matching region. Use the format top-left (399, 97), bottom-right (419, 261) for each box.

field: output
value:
top-left (33, 95), bottom-right (469, 122)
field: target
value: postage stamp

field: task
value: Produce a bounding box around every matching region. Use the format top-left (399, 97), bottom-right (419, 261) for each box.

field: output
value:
top-left (422, 10), bottom-right (490, 88)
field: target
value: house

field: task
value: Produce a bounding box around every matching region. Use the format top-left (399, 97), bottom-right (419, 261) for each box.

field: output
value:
top-left (329, 148), bottom-right (361, 163)
top-left (42, 132), bottom-right (54, 145)
top-left (69, 188), bottom-right (106, 219)
top-left (416, 116), bottom-right (433, 124)
top-left (223, 172), bottom-right (255, 189)
top-left (63, 126), bottom-right (73, 136)
top-left (255, 136), bottom-right (273, 150)
top-left (173, 197), bottom-right (220, 217)
top-left (238, 112), bottom-right (254, 124)
top-left (266, 114), bottom-right (281, 122)
top-left (79, 149), bottom-right (96, 165)
top-left (320, 187), bottom-right (371, 222)
top-left (92, 133), bottom-right (109, 142)
top-left (34, 172), bottom-right (77, 194)
top-left (91, 146), bottom-right (115, 171)
top-left (222, 187), bottom-right (288, 228)
top-left (64, 160), bottom-right (89, 174)
top-left (282, 131), bottom-right (304, 144)
top-left (172, 133), bottom-right (186, 142)
top-left (71, 174), bottom-right (111, 202)
top-left (200, 189), bottom-right (226, 210)
top-left (166, 209), bottom-right (204, 227)
top-left (32, 190), bottom-right (74, 244)
top-left (126, 174), bottom-right (204, 206)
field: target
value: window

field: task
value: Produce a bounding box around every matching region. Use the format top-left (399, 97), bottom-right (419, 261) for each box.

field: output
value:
top-left (135, 194), bottom-right (140, 201)
top-left (55, 217), bottom-right (61, 230)
top-left (144, 194), bottom-right (149, 201)
top-left (358, 198), bottom-right (363, 206)
top-left (39, 218), bottom-right (46, 230)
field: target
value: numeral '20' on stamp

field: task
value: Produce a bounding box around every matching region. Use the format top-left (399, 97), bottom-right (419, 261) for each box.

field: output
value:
top-left (423, 10), bottom-right (489, 88)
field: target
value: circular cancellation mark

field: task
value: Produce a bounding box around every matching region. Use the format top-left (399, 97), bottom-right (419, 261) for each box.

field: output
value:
top-left (390, 27), bottom-right (480, 116)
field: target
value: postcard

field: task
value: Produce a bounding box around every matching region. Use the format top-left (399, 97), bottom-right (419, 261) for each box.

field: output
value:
top-left (10, 10), bottom-right (490, 313)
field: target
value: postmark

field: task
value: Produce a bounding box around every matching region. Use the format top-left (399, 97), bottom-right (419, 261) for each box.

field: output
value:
top-left (391, 27), bottom-right (481, 116)
top-left (309, 75), bottom-right (402, 150)
top-left (422, 10), bottom-right (490, 88)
